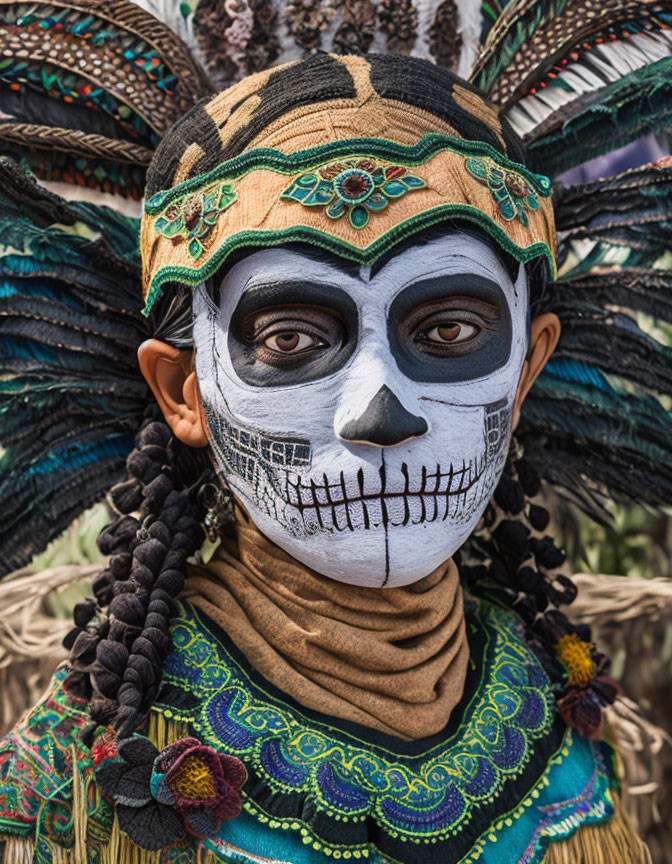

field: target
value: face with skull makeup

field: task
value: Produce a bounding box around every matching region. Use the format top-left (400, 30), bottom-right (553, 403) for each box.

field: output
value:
top-left (191, 232), bottom-right (531, 588)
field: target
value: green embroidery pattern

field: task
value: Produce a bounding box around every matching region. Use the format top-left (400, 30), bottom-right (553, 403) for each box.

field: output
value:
top-left (280, 158), bottom-right (426, 229)
top-left (142, 134), bottom-right (555, 315)
top-left (465, 157), bottom-right (549, 226)
top-left (151, 180), bottom-right (237, 260)
top-left (155, 599), bottom-right (558, 861)
top-left (0, 667), bottom-right (113, 864)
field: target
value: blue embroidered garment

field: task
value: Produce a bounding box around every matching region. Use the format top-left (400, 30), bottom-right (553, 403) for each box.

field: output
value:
top-left (152, 597), bottom-right (619, 864)
top-left (0, 597), bottom-right (619, 864)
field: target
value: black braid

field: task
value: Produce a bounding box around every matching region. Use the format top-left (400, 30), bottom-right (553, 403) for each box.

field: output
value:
top-left (457, 439), bottom-right (603, 687)
top-left (64, 401), bottom-right (212, 740)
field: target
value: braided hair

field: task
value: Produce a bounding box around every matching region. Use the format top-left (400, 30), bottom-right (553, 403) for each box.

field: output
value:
top-left (457, 441), bottom-right (616, 734)
top-left (64, 286), bottom-right (215, 741)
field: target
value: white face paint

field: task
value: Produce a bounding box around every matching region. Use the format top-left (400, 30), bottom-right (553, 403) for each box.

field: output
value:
top-left (193, 233), bottom-right (529, 587)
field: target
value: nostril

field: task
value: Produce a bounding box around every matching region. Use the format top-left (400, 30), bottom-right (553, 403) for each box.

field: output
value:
top-left (339, 385), bottom-right (428, 446)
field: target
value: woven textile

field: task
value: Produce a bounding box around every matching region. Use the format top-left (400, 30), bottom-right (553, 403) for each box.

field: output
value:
top-left (140, 53), bottom-right (555, 313)
top-left (0, 598), bottom-right (624, 864)
top-left (183, 508), bottom-right (468, 741)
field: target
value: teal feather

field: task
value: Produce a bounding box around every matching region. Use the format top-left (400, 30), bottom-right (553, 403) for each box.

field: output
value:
top-left (0, 158), bottom-right (146, 575)
top-left (526, 58), bottom-right (672, 177)
top-left (542, 358), bottom-right (613, 392)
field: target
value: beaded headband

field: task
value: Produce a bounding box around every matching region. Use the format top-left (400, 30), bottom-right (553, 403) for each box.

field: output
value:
top-left (140, 54), bottom-right (556, 314)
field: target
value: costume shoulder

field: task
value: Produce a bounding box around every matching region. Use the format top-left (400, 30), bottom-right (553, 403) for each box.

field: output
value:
top-left (0, 601), bottom-right (650, 864)
top-left (145, 599), bottom-right (649, 864)
top-left (0, 666), bottom-right (113, 864)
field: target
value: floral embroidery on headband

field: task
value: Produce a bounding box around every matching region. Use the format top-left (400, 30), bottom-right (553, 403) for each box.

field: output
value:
top-left (281, 157), bottom-right (426, 229)
top-left (465, 157), bottom-right (549, 227)
top-left (152, 180), bottom-right (237, 260)
top-left (95, 732), bottom-right (247, 852)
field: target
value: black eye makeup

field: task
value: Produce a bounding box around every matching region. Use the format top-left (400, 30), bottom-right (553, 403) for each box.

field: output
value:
top-left (240, 306), bottom-right (341, 367)
top-left (226, 273), bottom-right (513, 387)
top-left (228, 281), bottom-right (358, 386)
top-left (406, 296), bottom-right (501, 357)
top-left (388, 274), bottom-right (512, 383)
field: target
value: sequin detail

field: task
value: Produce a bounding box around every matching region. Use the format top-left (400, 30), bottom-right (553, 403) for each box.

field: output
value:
top-left (465, 157), bottom-right (550, 226)
top-left (281, 158), bottom-right (426, 229)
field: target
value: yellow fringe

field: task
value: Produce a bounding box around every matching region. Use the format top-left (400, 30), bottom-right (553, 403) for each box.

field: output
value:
top-left (50, 845), bottom-right (75, 864)
top-left (145, 710), bottom-right (189, 751)
top-left (96, 713), bottom-right (192, 864)
top-left (1, 837), bottom-right (35, 864)
top-left (542, 793), bottom-right (652, 864)
top-left (71, 745), bottom-right (88, 864)
top-left (100, 817), bottom-right (121, 864)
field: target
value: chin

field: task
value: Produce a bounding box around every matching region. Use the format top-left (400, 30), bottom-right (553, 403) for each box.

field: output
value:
top-left (247, 502), bottom-right (477, 588)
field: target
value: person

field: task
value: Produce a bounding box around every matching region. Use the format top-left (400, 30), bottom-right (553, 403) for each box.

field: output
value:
top-left (1, 4), bottom-right (671, 863)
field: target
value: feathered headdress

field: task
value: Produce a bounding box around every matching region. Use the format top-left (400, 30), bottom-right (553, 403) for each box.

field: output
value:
top-left (0, 0), bottom-right (670, 574)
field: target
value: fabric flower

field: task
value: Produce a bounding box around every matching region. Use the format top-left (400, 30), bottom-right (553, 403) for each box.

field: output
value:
top-left (96, 733), bottom-right (247, 852)
top-left (151, 737), bottom-right (247, 837)
top-left (281, 157), bottom-right (426, 229)
top-left (554, 633), bottom-right (619, 740)
top-left (152, 180), bottom-right (238, 260)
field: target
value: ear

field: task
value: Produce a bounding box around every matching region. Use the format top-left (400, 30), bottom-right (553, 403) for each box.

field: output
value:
top-left (137, 339), bottom-right (209, 447)
top-left (512, 313), bottom-right (561, 431)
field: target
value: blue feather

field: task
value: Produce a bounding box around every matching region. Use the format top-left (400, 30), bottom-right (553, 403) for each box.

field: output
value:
top-left (540, 358), bottom-right (613, 392)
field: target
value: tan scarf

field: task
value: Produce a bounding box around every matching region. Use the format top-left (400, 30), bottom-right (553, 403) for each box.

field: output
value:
top-left (183, 511), bottom-right (469, 740)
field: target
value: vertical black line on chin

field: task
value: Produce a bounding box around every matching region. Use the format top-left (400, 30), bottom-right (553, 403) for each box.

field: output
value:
top-left (381, 450), bottom-right (391, 587)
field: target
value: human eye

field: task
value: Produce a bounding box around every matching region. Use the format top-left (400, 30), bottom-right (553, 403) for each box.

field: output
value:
top-left (408, 297), bottom-right (499, 358)
top-left (240, 305), bottom-right (341, 368)
top-left (416, 320), bottom-right (479, 346)
top-left (262, 326), bottom-right (326, 355)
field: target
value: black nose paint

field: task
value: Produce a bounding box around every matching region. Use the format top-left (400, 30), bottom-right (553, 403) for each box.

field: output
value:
top-left (339, 385), bottom-right (428, 446)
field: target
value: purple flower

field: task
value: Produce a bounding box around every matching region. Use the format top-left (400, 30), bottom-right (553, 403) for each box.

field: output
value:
top-left (556, 676), bottom-right (619, 740)
top-left (151, 737), bottom-right (247, 837)
top-left (96, 734), bottom-right (246, 851)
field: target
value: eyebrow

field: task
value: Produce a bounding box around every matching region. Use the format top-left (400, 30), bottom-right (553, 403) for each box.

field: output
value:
top-left (388, 274), bottom-right (507, 317)
top-left (270, 244), bottom-right (363, 279)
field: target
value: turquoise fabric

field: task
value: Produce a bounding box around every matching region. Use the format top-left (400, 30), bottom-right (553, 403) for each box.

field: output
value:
top-left (0, 597), bottom-right (618, 864)
top-left (201, 733), bottom-right (613, 864)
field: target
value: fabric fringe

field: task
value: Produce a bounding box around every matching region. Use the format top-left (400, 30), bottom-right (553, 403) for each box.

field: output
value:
top-left (100, 819), bottom-right (121, 864)
top-left (542, 793), bottom-right (652, 864)
top-left (116, 836), bottom-right (161, 864)
top-left (145, 710), bottom-right (190, 751)
top-left (71, 746), bottom-right (88, 864)
top-left (95, 713), bottom-right (191, 864)
top-left (1, 837), bottom-right (34, 864)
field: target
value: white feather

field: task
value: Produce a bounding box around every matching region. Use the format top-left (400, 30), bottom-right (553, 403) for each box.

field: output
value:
top-left (507, 27), bottom-right (672, 136)
top-left (456, 0), bottom-right (483, 78)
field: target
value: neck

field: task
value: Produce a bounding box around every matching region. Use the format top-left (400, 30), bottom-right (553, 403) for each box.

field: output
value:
top-left (183, 513), bottom-right (469, 740)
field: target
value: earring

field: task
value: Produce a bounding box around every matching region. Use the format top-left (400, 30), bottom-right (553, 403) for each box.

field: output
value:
top-left (199, 482), bottom-right (234, 542)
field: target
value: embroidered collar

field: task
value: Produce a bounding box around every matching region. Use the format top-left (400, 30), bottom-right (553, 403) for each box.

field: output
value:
top-left (154, 597), bottom-right (567, 863)
top-left (0, 597), bottom-right (618, 864)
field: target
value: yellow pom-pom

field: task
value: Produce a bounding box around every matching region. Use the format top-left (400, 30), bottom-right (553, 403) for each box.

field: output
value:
top-left (555, 633), bottom-right (595, 687)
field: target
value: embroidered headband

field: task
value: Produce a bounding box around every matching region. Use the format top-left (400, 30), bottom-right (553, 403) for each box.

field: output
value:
top-left (140, 54), bottom-right (556, 314)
